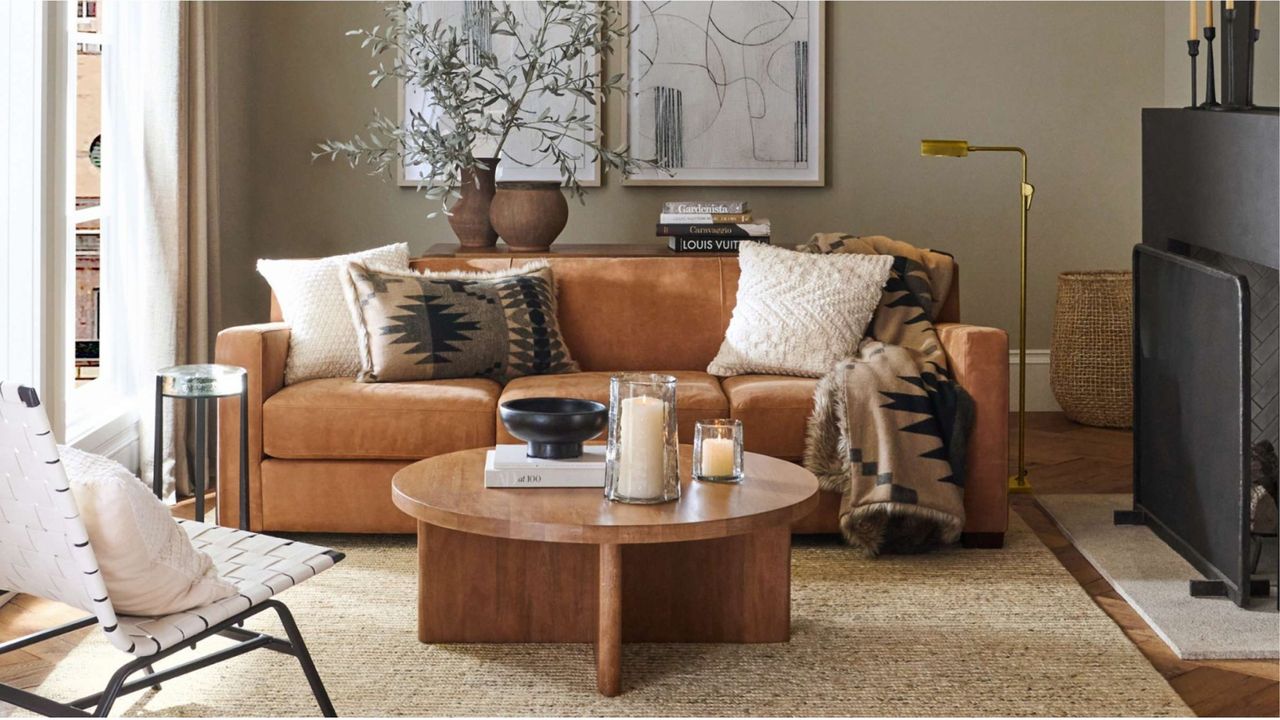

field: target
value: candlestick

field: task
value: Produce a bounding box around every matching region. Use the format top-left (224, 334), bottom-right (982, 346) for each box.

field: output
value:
top-left (1247, 5), bottom-right (1260, 108)
top-left (1188, 39), bottom-right (1201, 107)
top-left (1202, 24), bottom-right (1221, 108)
top-left (1224, 6), bottom-right (1238, 108)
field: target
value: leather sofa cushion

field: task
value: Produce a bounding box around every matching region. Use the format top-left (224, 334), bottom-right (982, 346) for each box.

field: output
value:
top-left (263, 377), bottom-right (499, 460)
top-left (721, 375), bottom-right (819, 461)
top-left (498, 371), bottom-right (729, 444)
top-left (510, 258), bottom-right (729, 372)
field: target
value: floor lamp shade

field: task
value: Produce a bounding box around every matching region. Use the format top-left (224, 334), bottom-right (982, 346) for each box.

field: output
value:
top-left (920, 140), bottom-right (971, 157)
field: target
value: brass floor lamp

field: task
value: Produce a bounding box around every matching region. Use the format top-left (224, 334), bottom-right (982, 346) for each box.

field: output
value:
top-left (920, 140), bottom-right (1035, 494)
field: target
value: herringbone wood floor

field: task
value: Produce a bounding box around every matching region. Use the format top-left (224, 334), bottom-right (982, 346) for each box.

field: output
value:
top-left (0, 413), bottom-right (1275, 716)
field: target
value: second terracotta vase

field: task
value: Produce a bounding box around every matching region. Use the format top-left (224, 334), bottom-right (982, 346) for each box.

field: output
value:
top-left (489, 181), bottom-right (569, 252)
top-left (447, 157), bottom-right (500, 249)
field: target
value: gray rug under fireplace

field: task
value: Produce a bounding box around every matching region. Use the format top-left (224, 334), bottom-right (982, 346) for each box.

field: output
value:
top-left (1038, 493), bottom-right (1278, 660)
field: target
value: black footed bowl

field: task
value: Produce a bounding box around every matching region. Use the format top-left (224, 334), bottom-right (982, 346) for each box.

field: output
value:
top-left (498, 397), bottom-right (608, 459)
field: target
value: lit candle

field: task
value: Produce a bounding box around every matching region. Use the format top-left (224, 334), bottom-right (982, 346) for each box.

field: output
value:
top-left (1206, 0), bottom-right (1215, 27)
top-left (700, 438), bottom-right (736, 477)
top-left (1190, 0), bottom-right (1198, 39)
top-left (617, 395), bottom-right (666, 499)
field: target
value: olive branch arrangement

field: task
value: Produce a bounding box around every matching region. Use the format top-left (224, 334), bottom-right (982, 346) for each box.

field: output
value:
top-left (315, 1), bottom-right (657, 217)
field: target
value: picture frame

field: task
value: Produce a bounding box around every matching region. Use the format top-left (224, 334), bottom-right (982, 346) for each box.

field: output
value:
top-left (621, 1), bottom-right (826, 187)
top-left (396, 1), bottom-right (603, 188)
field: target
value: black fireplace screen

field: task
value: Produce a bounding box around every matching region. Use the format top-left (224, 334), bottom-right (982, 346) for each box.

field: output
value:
top-left (1133, 244), bottom-right (1255, 605)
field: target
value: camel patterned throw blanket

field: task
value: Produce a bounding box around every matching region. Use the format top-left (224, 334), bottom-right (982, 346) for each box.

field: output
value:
top-left (799, 234), bottom-right (975, 554)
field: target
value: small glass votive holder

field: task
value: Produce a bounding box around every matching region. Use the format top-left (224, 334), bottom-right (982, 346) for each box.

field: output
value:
top-left (692, 419), bottom-right (744, 483)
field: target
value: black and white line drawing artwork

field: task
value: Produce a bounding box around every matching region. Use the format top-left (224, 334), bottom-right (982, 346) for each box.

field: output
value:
top-left (398, 1), bottom-right (601, 187)
top-left (626, 1), bottom-right (824, 186)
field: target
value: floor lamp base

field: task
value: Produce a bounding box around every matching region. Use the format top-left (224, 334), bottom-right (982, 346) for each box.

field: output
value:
top-left (1008, 473), bottom-right (1033, 494)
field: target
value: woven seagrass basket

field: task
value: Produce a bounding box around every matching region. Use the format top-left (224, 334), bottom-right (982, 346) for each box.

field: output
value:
top-left (1050, 271), bottom-right (1133, 428)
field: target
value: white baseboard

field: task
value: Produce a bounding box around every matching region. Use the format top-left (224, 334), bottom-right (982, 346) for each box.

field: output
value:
top-left (1010, 349), bottom-right (1061, 413)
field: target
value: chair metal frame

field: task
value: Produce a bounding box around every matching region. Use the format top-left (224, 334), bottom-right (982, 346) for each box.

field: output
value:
top-left (0, 382), bottom-right (342, 716)
top-left (0, 596), bottom-right (339, 717)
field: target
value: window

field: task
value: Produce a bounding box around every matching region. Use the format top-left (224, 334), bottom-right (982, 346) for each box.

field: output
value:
top-left (72, 0), bottom-right (104, 388)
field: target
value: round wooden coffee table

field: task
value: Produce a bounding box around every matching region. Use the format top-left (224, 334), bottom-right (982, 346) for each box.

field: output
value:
top-left (392, 445), bottom-right (818, 696)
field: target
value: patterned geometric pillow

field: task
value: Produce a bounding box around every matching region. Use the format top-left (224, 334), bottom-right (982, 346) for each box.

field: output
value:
top-left (342, 260), bottom-right (579, 383)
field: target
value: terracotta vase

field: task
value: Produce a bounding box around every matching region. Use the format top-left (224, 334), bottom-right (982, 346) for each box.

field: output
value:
top-left (447, 158), bottom-right (499, 249)
top-left (489, 181), bottom-right (569, 252)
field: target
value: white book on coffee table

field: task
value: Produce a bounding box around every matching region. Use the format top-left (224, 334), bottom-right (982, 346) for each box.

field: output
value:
top-left (484, 444), bottom-right (607, 488)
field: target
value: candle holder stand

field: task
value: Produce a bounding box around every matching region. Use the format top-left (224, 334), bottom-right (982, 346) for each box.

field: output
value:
top-left (693, 419), bottom-right (744, 484)
top-left (1246, 25), bottom-right (1259, 109)
top-left (1187, 39), bottom-right (1201, 108)
top-left (1201, 25), bottom-right (1221, 109)
top-left (1223, 8), bottom-right (1238, 109)
top-left (604, 373), bottom-right (680, 504)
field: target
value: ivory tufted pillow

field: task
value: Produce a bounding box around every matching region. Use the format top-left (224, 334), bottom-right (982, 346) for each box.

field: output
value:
top-left (708, 242), bottom-right (894, 378)
top-left (257, 243), bottom-right (410, 384)
top-left (59, 446), bottom-right (237, 616)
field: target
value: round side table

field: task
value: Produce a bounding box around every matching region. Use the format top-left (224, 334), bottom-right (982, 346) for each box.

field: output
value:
top-left (155, 364), bottom-right (249, 528)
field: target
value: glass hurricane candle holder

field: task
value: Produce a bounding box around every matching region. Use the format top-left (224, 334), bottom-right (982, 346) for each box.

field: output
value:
top-left (605, 373), bottom-right (680, 504)
top-left (693, 419), bottom-right (744, 483)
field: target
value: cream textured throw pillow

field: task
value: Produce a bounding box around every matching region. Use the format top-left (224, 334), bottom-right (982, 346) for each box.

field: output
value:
top-left (60, 446), bottom-right (237, 616)
top-left (258, 243), bottom-right (410, 384)
top-left (708, 243), bottom-right (894, 378)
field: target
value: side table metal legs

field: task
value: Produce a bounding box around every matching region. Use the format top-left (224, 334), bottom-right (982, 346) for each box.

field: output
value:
top-left (153, 367), bottom-right (251, 530)
top-left (239, 386), bottom-right (249, 531)
top-left (153, 377), bottom-right (164, 500)
top-left (193, 398), bottom-right (206, 523)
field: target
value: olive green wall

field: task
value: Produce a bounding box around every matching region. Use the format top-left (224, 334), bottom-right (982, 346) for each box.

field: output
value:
top-left (215, 1), bottom-right (1171, 349)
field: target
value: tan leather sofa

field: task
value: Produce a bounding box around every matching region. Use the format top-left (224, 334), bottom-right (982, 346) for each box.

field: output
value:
top-left (217, 254), bottom-right (1010, 546)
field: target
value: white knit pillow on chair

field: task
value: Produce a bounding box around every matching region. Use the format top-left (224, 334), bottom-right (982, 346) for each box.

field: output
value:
top-left (60, 446), bottom-right (237, 616)
top-left (708, 243), bottom-right (894, 378)
top-left (257, 243), bottom-right (410, 384)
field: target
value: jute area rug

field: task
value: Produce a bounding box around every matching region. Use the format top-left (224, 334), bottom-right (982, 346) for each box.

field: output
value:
top-left (1039, 494), bottom-right (1278, 660)
top-left (30, 516), bottom-right (1189, 717)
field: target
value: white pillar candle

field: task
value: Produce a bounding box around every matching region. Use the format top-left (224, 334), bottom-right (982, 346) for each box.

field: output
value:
top-left (618, 395), bottom-right (666, 499)
top-left (700, 438), bottom-right (736, 477)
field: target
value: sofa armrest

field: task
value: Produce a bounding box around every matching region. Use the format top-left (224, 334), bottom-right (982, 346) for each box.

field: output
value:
top-left (936, 322), bottom-right (1010, 540)
top-left (215, 323), bottom-right (290, 531)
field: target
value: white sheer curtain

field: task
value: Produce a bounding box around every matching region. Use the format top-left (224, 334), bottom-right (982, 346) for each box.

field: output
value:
top-left (101, 1), bottom-right (219, 498)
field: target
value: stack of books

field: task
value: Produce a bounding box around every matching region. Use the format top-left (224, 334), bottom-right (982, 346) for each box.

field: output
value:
top-left (657, 201), bottom-right (771, 253)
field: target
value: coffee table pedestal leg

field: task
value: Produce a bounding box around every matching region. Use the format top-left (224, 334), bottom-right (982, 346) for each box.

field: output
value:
top-left (596, 543), bottom-right (622, 697)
